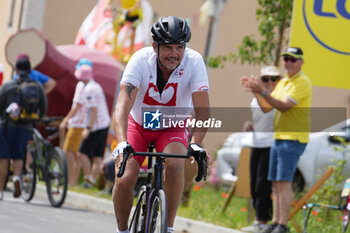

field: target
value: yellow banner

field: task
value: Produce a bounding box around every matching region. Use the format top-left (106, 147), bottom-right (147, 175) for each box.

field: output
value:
top-left (289, 0), bottom-right (350, 89)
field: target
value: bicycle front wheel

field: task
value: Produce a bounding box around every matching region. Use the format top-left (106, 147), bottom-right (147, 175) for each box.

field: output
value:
top-left (46, 146), bottom-right (68, 207)
top-left (147, 189), bottom-right (167, 233)
top-left (21, 143), bottom-right (37, 202)
top-left (130, 185), bottom-right (147, 233)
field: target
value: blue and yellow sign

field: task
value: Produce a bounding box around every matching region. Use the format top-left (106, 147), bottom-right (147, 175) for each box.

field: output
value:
top-left (289, 0), bottom-right (350, 89)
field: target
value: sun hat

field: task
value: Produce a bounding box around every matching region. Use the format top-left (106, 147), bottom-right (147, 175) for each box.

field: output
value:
top-left (260, 65), bottom-right (280, 77)
top-left (75, 58), bottom-right (93, 70)
top-left (74, 64), bottom-right (93, 81)
top-left (16, 53), bottom-right (30, 61)
top-left (281, 47), bottom-right (304, 60)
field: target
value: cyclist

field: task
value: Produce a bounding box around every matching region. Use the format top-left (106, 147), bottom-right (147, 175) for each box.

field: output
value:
top-left (112, 16), bottom-right (210, 233)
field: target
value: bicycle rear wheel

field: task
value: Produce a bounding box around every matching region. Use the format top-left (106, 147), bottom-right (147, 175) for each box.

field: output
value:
top-left (130, 185), bottom-right (147, 233)
top-left (21, 143), bottom-right (37, 202)
top-left (147, 189), bottom-right (167, 233)
top-left (46, 146), bottom-right (68, 207)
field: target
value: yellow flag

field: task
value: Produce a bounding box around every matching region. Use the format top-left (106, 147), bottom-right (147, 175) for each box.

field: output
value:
top-left (289, 0), bottom-right (350, 89)
top-left (199, 0), bottom-right (210, 26)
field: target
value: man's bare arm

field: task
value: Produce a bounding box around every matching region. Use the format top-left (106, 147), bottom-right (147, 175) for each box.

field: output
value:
top-left (191, 91), bottom-right (210, 145)
top-left (43, 78), bottom-right (57, 94)
top-left (245, 77), bottom-right (296, 113)
top-left (256, 93), bottom-right (296, 113)
top-left (113, 82), bottom-right (138, 144)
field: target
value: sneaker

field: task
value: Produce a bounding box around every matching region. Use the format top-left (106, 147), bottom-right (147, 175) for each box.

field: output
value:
top-left (23, 173), bottom-right (33, 183)
top-left (271, 224), bottom-right (288, 233)
top-left (0, 192), bottom-right (4, 200)
top-left (167, 227), bottom-right (174, 233)
top-left (259, 223), bottom-right (278, 233)
top-left (82, 181), bottom-right (93, 189)
top-left (241, 222), bottom-right (268, 232)
top-left (84, 175), bottom-right (95, 185)
top-left (13, 176), bottom-right (22, 198)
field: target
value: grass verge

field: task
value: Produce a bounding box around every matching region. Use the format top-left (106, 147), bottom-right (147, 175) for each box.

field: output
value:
top-left (69, 183), bottom-right (348, 233)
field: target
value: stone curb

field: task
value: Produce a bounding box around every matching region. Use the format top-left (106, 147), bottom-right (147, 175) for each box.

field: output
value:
top-left (36, 184), bottom-right (242, 233)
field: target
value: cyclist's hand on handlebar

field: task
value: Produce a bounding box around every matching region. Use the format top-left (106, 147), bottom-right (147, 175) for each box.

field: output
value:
top-left (113, 142), bottom-right (128, 168)
top-left (187, 143), bottom-right (211, 166)
top-left (113, 142), bottom-right (134, 177)
top-left (187, 143), bottom-right (210, 182)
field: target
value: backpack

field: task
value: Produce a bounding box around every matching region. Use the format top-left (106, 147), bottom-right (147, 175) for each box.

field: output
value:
top-left (8, 78), bottom-right (41, 123)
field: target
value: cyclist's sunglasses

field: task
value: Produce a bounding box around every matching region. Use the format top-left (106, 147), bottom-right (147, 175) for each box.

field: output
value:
top-left (261, 76), bottom-right (280, 83)
top-left (283, 56), bottom-right (298, 63)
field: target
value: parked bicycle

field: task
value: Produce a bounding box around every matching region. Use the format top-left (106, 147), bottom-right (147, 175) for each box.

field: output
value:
top-left (303, 135), bottom-right (350, 233)
top-left (117, 143), bottom-right (207, 233)
top-left (21, 117), bottom-right (68, 207)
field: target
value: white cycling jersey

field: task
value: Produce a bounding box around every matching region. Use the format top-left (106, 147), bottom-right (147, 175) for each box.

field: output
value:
top-left (121, 47), bottom-right (209, 126)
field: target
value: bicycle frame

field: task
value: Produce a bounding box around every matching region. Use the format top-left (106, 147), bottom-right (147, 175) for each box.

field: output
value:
top-left (126, 143), bottom-right (189, 233)
top-left (144, 144), bottom-right (175, 233)
top-left (120, 142), bottom-right (207, 233)
top-left (31, 128), bottom-right (53, 180)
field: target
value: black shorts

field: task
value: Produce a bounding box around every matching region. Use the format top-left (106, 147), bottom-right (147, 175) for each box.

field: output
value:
top-left (79, 127), bottom-right (108, 158)
top-left (104, 159), bottom-right (115, 182)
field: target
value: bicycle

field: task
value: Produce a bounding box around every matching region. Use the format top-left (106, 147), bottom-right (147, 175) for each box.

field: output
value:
top-left (302, 180), bottom-right (350, 233)
top-left (302, 135), bottom-right (350, 233)
top-left (117, 143), bottom-right (207, 233)
top-left (21, 117), bottom-right (68, 207)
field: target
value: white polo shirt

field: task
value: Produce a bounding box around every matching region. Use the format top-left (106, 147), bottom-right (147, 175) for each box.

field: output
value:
top-left (68, 81), bottom-right (87, 128)
top-left (84, 79), bottom-right (111, 131)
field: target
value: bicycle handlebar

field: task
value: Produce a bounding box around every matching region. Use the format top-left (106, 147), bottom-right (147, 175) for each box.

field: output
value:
top-left (116, 144), bottom-right (207, 182)
top-left (39, 116), bottom-right (64, 125)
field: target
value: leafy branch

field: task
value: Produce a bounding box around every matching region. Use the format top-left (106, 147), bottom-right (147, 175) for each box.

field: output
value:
top-left (207, 0), bottom-right (293, 68)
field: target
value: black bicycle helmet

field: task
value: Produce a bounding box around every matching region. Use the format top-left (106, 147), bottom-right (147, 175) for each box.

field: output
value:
top-left (151, 16), bottom-right (191, 44)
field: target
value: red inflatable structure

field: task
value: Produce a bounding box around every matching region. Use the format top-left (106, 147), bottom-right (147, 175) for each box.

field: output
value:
top-left (5, 29), bottom-right (124, 117)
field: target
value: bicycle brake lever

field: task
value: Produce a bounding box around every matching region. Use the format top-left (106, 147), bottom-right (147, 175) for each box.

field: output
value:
top-left (195, 150), bottom-right (207, 182)
top-left (202, 154), bottom-right (207, 182)
top-left (117, 154), bottom-right (128, 178)
top-left (117, 144), bottom-right (134, 178)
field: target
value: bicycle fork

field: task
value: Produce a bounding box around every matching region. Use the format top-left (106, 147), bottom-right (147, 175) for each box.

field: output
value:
top-left (144, 158), bottom-right (164, 233)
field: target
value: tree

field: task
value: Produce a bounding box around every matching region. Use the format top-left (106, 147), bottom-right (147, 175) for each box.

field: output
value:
top-left (207, 0), bottom-right (293, 68)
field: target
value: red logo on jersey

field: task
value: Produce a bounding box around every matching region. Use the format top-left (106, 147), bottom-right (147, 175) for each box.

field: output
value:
top-left (197, 86), bottom-right (209, 92)
top-left (143, 83), bottom-right (178, 106)
top-left (178, 69), bottom-right (184, 76)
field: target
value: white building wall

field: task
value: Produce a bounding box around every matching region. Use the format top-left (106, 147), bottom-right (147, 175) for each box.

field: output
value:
top-left (20, 0), bottom-right (47, 30)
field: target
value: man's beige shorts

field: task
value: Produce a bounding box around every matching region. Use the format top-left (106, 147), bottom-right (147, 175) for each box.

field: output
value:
top-left (63, 128), bottom-right (84, 152)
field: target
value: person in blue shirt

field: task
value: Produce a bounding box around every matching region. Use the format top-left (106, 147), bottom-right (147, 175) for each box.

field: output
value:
top-left (13, 54), bottom-right (56, 94)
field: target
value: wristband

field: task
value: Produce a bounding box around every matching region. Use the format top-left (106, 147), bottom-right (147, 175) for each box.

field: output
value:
top-left (86, 126), bottom-right (92, 130)
top-left (112, 141), bottom-right (127, 159)
top-left (188, 143), bottom-right (205, 160)
top-left (261, 90), bottom-right (268, 98)
top-left (189, 143), bottom-right (203, 151)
